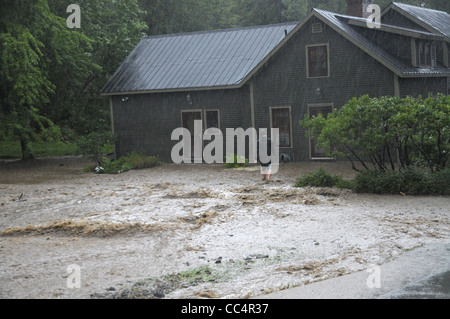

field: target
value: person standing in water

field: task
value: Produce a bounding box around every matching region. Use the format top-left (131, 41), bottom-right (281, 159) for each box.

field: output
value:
top-left (258, 133), bottom-right (272, 181)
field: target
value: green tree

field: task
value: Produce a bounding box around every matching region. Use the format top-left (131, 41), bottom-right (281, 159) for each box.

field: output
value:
top-left (0, 0), bottom-right (91, 158)
top-left (234, 0), bottom-right (287, 26)
top-left (47, 0), bottom-right (148, 135)
top-left (282, 0), bottom-right (308, 21)
top-left (139, 0), bottom-right (238, 35)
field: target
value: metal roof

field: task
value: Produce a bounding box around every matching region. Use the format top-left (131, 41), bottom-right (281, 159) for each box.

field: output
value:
top-left (390, 2), bottom-right (450, 39)
top-left (314, 9), bottom-right (450, 78)
top-left (102, 4), bottom-right (449, 96)
top-left (101, 22), bottom-right (298, 95)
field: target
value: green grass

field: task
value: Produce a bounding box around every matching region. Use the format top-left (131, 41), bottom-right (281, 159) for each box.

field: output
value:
top-left (0, 139), bottom-right (77, 159)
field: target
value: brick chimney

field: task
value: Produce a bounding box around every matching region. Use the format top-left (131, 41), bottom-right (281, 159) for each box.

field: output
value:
top-left (346, 0), bottom-right (374, 18)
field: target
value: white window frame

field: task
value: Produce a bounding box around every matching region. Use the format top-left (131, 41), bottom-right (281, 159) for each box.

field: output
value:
top-left (306, 43), bottom-right (330, 79)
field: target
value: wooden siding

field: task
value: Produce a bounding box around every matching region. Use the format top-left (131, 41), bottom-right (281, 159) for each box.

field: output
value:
top-left (252, 17), bottom-right (395, 161)
top-left (399, 77), bottom-right (447, 98)
top-left (112, 87), bottom-right (251, 161)
top-left (381, 9), bottom-right (428, 32)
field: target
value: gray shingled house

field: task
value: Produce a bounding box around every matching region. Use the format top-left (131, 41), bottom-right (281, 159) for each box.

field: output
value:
top-left (101, 1), bottom-right (450, 162)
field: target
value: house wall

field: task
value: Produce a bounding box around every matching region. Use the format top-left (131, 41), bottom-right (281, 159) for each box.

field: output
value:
top-left (381, 9), bottom-right (428, 32)
top-left (112, 86), bottom-right (251, 161)
top-left (399, 77), bottom-right (448, 97)
top-left (356, 27), bottom-right (411, 65)
top-left (251, 16), bottom-right (395, 161)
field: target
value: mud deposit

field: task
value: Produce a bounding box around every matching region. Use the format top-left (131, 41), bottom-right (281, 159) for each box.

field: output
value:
top-left (0, 157), bottom-right (449, 299)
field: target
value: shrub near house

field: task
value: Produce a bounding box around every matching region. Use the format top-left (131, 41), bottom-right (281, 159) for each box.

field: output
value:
top-left (300, 94), bottom-right (450, 195)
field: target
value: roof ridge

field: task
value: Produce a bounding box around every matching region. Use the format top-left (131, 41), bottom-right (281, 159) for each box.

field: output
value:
top-left (392, 2), bottom-right (449, 15)
top-left (327, 10), bottom-right (443, 37)
top-left (143, 21), bottom-right (299, 40)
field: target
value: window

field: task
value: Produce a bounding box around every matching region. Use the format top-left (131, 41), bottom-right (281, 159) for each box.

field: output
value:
top-left (417, 41), bottom-right (436, 67)
top-left (270, 107), bottom-right (292, 148)
top-left (205, 110), bottom-right (220, 129)
top-left (307, 44), bottom-right (329, 78)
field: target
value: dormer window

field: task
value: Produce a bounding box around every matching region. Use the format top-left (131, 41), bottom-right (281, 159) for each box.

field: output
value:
top-left (417, 41), bottom-right (436, 68)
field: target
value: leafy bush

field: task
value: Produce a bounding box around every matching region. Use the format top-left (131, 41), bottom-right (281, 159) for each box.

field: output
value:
top-left (296, 167), bottom-right (449, 195)
top-left (301, 94), bottom-right (449, 173)
top-left (354, 168), bottom-right (450, 195)
top-left (76, 131), bottom-right (117, 166)
top-left (295, 168), bottom-right (353, 189)
top-left (430, 169), bottom-right (450, 195)
top-left (224, 154), bottom-right (248, 168)
top-left (124, 151), bottom-right (163, 170)
top-left (88, 152), bottom-right (162, 174)
top-left (353, 169), bottom-right (396, 194)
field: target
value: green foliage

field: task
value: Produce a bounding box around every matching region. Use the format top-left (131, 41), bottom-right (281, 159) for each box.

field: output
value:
top-left (354, 168), bottom-right (450, 195)
top-left (47, 0), bottom-right (147, 135)
top-left (76, 131), bottom-right (117, 166)
top-left (224, 154), bottom-right (249, 168)
top-left (0, 0), bottom-right (148, 158)
top-left (140, 0), bottom-right (238, 35)
top-left (430, 169), bottom-right (450, 195)
top-left (295, 168), bottom-right (353, 189)
top-left (301, 94), bottom-right (449, 173)
top-left (89, 152), bottom-right (162, 175)
top-left (94, 158), bottom-right (132, 175)
top-left (0, 0), bottom-right (65, 159)
top-left (122, 152), bottom-right (163, 170)
top-left (295, 167), bottom-right (449, 195)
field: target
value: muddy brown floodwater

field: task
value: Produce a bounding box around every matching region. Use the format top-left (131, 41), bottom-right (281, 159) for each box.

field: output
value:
top-left (0, 157), bottom-right (449, 299)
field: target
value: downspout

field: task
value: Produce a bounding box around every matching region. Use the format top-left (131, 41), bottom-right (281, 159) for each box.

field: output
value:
top-left (250, 80), bottom-right (256, 129)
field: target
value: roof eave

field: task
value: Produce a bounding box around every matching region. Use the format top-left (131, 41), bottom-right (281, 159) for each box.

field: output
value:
top-left (398, 71), bottom-right (450, 78)
top-left (100, 83), bottom-right (245, 96)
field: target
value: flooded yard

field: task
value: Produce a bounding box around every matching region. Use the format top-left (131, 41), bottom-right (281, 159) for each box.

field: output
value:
top-left (0, 157), bottom-right (448, 299)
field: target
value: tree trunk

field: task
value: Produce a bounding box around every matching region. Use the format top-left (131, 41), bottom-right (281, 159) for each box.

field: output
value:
top-left (20, 137), bottom-right (34, 160)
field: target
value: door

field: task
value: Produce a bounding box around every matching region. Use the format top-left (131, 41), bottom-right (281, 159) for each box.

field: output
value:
top-left (309, 105), bottom-right (333, 159)
top-left (182, 111), bottom-right (203, 160)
